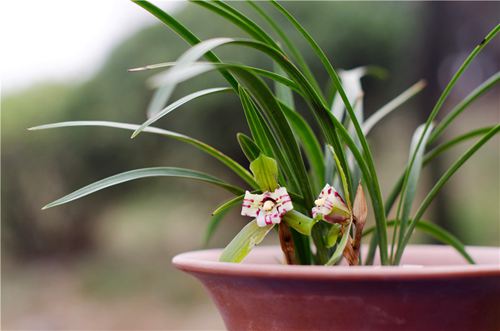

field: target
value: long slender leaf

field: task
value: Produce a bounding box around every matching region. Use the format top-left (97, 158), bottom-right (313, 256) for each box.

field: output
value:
top-left (132, 87), bottom-right (232, 138)
top-left (271, 1), bottom-right (388, 263)
top-left (146, 85), bottom-right (172, 118)
top-left (280, 102), bottom-right (325, 191)
top-left (135, 6), bottom-right (353, 250)
top-left (274, 62), bottom-right (295, 109)
top-left (205, 195), bottom-right (244, 246)
top-left (363, 80), bottom-right (426, 135)
top-left (29, 121), bottom-right (258, 189)
top-left (237, 133), bottom-right (261, 162)
top-left (329, 145), bottom-right (351, 207)
top-left (147, 36), bottom-right (385, 262)
top-left (394, 24), bottom-right (499, 263)
top-left (325, 108), bottom-right (389, 264)
top-left (385, 127), bottom-right (496, 218)
top-left (395, 124), bottom-right (500, 264)
top-left (42, 167), bottom-right (244, 210)
top-left (429, 71), bottom-right (500, 144)
top-left (233, 68), bottom-right (314, 206)
top-left (363, 220), bottom-right (475, 264)
top-left (148, 37), bottom-right (350, 206)
top-left (331, 67), bottom-right (366, 121)
top-left (130, 61), bottom-right (301, 94)
top-left (132, 0), bottom-right (238, 90)
top-left (239, 87), bottom-right (276, 159)
top-left (424, 126), bottom-right (495, 164)
top-left (212, 195), bottom-right (244, 216)
top-left (367, 125), bottom-right (498, 265)
top-left (246, 0), bottom-right (323, 98)
top-left (197, 0), bottom-right (278, 47)
top-left (392, 123), bottom-right (434, 261)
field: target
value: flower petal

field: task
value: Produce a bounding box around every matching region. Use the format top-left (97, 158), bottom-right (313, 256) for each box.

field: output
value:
top-left (312, 184), bottom-right (350, 223)
top-left (241, 191), bottom-right (261, 217)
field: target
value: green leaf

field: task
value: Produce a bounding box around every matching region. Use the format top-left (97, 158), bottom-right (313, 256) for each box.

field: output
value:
top-left (385, 127), bottom-right (496, 218)
top-left (282, 210), bottom-right (318, 236)
top-left (371, 126), bottom-right (497, 265)
top-left (363, 80), bottom-right (426, 135)
top-left (41, 167), bottom-right (244, 210)
top-left (331, 67), bottom-right (366, 122)
top-left (392, 123), bottom-right (434, 260)
top-left (249, 154), bottom-right (279, 192)
top-left (363, 220), bottom-right (475, 264)
top-left (328, 145), bottom-right (351, 208)
top-left (132, 87), bottom-right (232, 138)
top-left (219, 220), bottom-right (274, 263)
top-left (429, 71), bottom-right (500, 144)
top-left (29, 121), bottom-right (258, 189)
top-left (271, 0), bottom-right (379, 204)
top-left (130, 61), bottom-right (301, 94)
top-left (197, 0), bottom-right (278, 48)
top-left (280, 102), bottom-right (325, 192)
top-left (246, 1), bottom-right (323, 98)
top-left (393, 24), bottom-right (499, 263)
top-left (325, 108), bottom-right (388, 264)
top-left (326, 223), bottom-right (342, 248)
top-left (141, 36), bottom-right (375, 263)
top-left (132, 0), bottom-right (238, 89)
top-left (271, 0), bottom-right (388, 262)
top-left (274, 62), bottom-right (295, 109)
top-left (239, 86), bottom-right (275, 157)
top-left (204, 195), bottom-right (243, 246)
top-left (232, 68), bottom-right (315, 206)
top-left (395, 124), bottom-right (500, 264)
top-left (325, 221), bottom-right (352, 266)
top-left (212, 194), bottom-right (244, 216)
top-left (237, 133), bottom-right (261, 162)
top-left (424, 126), bottom-right (495, 164)
top-left (144, 37), bottom-right (336, 205)
top-left (145, 85), bottom-right (172, 118)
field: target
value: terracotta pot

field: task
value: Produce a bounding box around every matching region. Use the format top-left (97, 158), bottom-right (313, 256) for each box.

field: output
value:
top-left (173, 245), bottom-right (500, 331)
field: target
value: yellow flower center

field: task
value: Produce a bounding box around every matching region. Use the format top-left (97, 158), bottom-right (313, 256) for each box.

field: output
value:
top-left (314, 197), bottom-right (325, 206)
top-left (263, 200), bottom-right (275, 211)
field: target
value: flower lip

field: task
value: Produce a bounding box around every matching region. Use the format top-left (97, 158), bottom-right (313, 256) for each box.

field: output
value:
top-left (241, 187), bottom-right (293, 227)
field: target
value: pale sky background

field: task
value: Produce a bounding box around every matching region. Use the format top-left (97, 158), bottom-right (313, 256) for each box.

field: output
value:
top-left (1, 0), bottom-right (184, 94)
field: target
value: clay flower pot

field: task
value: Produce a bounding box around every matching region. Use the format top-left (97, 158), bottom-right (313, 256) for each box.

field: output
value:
top-left (173, 245), bottom-right (500, 331)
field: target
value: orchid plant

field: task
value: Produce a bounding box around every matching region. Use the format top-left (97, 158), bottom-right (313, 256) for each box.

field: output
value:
top-left (30, 1), bottom-right (499, 266)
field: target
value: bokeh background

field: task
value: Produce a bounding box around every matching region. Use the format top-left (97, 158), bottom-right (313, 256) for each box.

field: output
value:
top-left (2, 1), bottom-right (499, 330)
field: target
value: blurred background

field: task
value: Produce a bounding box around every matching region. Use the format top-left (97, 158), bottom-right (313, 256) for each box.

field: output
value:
top-left (2, 1), bottom-right (499, 330)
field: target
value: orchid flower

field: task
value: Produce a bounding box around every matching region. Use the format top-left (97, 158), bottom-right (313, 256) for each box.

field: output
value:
top-left (312, 184), bottom-right (351, 223)
top-left (241, 187), bottom-right (293, 227)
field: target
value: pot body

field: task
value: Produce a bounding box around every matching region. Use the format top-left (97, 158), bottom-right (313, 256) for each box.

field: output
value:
top-left (173, 245), bottom-right (500, 331)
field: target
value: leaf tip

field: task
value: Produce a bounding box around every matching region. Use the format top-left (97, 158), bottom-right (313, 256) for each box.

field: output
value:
top-left (128, 67), bottom-right (143, 72)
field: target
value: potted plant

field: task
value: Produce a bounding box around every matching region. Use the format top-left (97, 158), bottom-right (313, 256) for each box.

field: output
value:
top-left (31, 1), bottom-right (499, 330)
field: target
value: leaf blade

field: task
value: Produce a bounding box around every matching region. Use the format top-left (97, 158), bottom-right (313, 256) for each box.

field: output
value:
top-left (29, 121), bottom-right (258, 189)
top-left (132, 87), bottom-right (232, 138)
top-left (42, 167), bottom-right (244, 210)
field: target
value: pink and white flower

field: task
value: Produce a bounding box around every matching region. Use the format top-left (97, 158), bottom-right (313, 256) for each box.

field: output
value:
top-left (241, 187), bottom-right (293, 227)
top-left (312, 184), bottom-right (351, 223)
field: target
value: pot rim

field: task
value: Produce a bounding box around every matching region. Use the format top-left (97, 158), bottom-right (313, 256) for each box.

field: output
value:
top-left (173, 245), bottom-right (500, 280)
